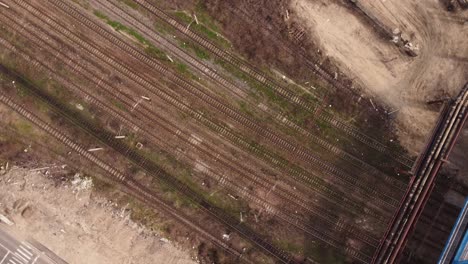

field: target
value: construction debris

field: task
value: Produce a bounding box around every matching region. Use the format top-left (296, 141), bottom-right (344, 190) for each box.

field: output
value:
top-left (136, 142), bottom-right (144, 149)
top-left (0, 214), bottom-right (14, 226)
top-left (166, 55), bottom-right (174, 63)
top-left (71, 173), bottom-right (93, 192)
top-left (88, 147), bottom-right (104, 152)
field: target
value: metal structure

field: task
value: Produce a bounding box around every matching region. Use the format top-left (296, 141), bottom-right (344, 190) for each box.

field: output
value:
top-left (373, 83), bottom-right (468, 263)
top-left (439, 198), bottom-right (468, 264)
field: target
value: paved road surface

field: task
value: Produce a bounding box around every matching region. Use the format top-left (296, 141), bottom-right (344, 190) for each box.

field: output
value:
top-left (0, 227), bottom-right (66, 264)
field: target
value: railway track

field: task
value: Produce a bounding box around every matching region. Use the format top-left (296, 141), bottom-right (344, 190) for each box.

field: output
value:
top-left (26, 0), bottom-right (404, 210)
top-left (4, 0), bottom-right (398, 225)
top-left (133, 0), bottom-right (414, 169)
top-left (94, 0), bottom-right (407, 194)
top-left (30, 1), bottom-right (394, 219)
top-left (0, 66), bottom-right (300, 264)
top-left (0, 12), bottom-right (379, 257)
top-left (0, 92), bottom-right (256, 264)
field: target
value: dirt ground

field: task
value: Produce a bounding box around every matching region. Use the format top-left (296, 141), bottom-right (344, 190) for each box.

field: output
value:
top-left (0, 167), bottom-right (196, 264)
top-left (290, 0), bottom-right (468, 154)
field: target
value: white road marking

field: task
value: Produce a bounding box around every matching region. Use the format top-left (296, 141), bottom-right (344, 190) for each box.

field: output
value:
top-left (16, 248), bottom-right (30, 260)
top-left (18, 246), bottom-right (32, 257)
top-left (8, 258), bottom-right (19, 264)
top-left (0, 252), bottom-right (10, 264)
top-left (12, 254), bottom-right (26, 264)
top-left (20, 243), bottom-right (32, 251)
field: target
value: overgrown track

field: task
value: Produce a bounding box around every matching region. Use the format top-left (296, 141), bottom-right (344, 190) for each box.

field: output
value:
top-left (133, 0), bottom-right (414, 169)
top-left (0, 71), bottom-right (297, 264)
top-left (4, 0), bottom-right (394, 227)
top-left (0, 92), bottom-right (252, 264)
top-left (94, 0), bottom-right (404, 194)
top-left (0, 10), bottom-right (378, 259)
top-left (30, 0), bottom-right (403, 211)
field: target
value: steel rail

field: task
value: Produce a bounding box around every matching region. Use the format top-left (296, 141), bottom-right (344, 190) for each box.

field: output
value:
top-left (11, 0), bottom-right (397, 220)
top-left (0, 12), bottom-right (379, 257)
top-left (39, 0), bottom-right (402, 210)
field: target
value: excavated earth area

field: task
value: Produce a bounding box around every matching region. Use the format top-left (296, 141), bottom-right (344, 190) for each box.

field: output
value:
top-left (290, 0), bottom-right (468, 154)
top-left (0, 167), bottom-right (196, 264)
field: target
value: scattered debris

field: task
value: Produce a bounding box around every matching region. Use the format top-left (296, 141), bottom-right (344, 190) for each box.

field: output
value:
top-left (0, 214), bottom-right (14, 226)
top-left (71, 173), bottom-right (93, 191)
top-left (388, 109), bottom-right (400, 115)
top-left (75, 104), bottom-right (84, 111)
top-left (166, 55), bottom-right (174, 63)
top-left (222, 233), bottom-right (231, 240)
top-left (88, 147), bottom-right (103, 152)
top-left (136, 142), bottom-right (144, 149)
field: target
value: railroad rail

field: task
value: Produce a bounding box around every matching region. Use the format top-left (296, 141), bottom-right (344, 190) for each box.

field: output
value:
top-left (9, 0), bottom-right (402, 218)
top-left (0, 15), bottom-right (377, 261)
top-left (206, 0), bottom-right (414, 167)
top-left (0, 71), bottom-right (299, 264)
top-left (372, 83), bottom-right (468, 263)
top-left (93, 0), bottom-right (404, 194)
top-left (0, 92), bottom-right (255, 264)
top-left (132, 0), bottom-right (414, 169)
top-left (40, 0), bottom-right (403, 208)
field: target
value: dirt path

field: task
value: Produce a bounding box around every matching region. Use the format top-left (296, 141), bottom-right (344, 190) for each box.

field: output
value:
top-left (0, 167), bottom-right (196, 264)
top-left (290, 0), bottom-right (468, 154)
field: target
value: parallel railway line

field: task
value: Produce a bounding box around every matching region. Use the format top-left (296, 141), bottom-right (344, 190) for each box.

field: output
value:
top-left (0, 9), bottom-right (380, 253)
top-left (95, 0), bottom-right (407, 194)
top-left (0, 21), bottom-right (376, 262)
top-left (6, 0), bottom-right (398, 224)
top-left (0, 92), bottom-right (255, 264)
top-left (0, 1), bottom-right (424, 262)
top-left (30, 0), bottom-right (404, 211)
top-left (133, 0), bottom-right (414, 169)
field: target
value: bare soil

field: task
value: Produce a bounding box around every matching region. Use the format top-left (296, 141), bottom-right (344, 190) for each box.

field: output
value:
top-left (289, 0), bottom-right (468, 154)
top-left (0, 167), bottom-right (196, 264)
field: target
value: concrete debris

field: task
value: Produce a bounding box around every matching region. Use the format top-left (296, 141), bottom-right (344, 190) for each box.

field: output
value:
top-left (87, 147), bottom-right (103, 152)
top-left (0, 2), bottom-right (10, 9)
top-left (0, 214), bottom-right (14, 226)
top-left (71, 173), bottom-right (93, 192)
top-left (136, 142), bottom-right (143, 149)
top-left (222, 233), bottom-right (231, 240)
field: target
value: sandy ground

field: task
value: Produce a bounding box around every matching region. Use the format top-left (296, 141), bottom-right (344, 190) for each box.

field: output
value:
top-left (0, 167), bottom-right (196, 264)
top-left (290, 0), bottom-right (468, 154)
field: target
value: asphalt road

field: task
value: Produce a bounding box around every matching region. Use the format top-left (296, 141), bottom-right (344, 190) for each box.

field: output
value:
top-left (0, 227), bottom-right (65, 264)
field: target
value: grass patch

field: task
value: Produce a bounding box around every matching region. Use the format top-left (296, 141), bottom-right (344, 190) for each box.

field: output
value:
top-left (170, 9), bottom-right (230, 49)
top-left (13, 120), bottom-right (34, 136)
top-left (179, 40), bottom-right (210, 60)
top-left (275, 239), bottom-right (302, 255)
top-left (111, 99), bottom-right (127, 112)
top-left (93, 10), bottom-right (169, 62)
top-left (118, 0), bottom-right (138, 9)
